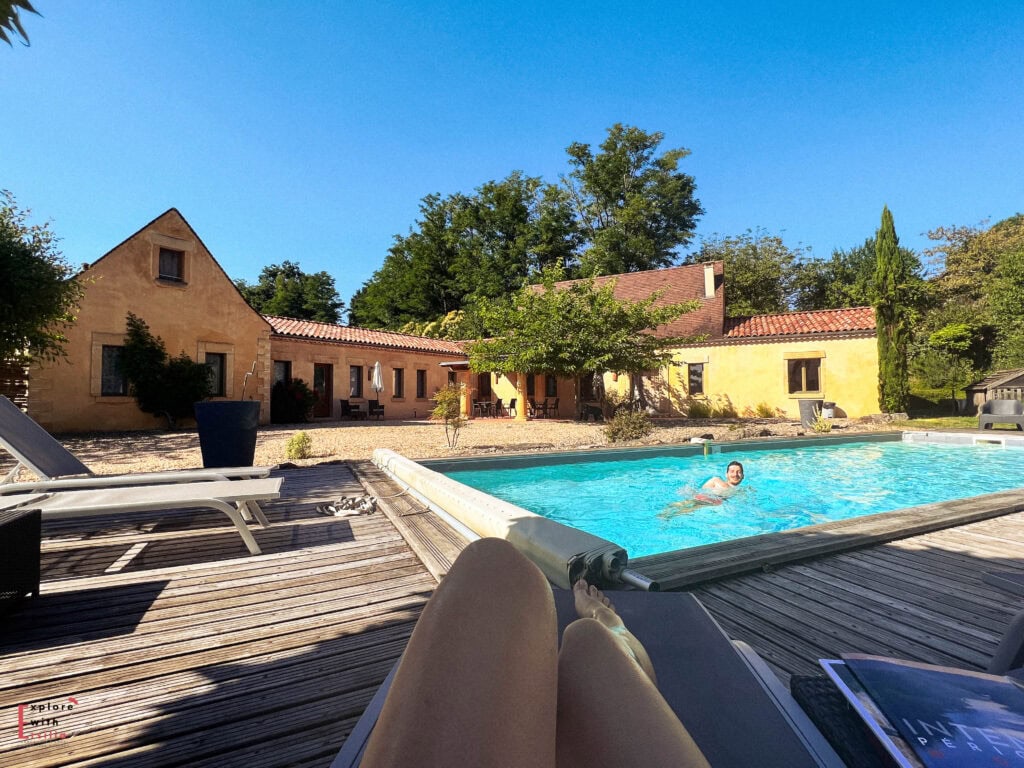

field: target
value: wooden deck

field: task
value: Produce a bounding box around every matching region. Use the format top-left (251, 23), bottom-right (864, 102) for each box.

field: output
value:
top-left (0, 464), bottom-right (438, 768)
top-left (4, 462), bottom-right (1024, 766)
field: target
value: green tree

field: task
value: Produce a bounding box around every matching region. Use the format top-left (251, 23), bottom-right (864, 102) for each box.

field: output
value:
top-left (913, 323), bottom-right (981, 408)
top-left (1, 0), bottom-right (37, 45)
top-left (563, 124), bottom-right (702, 276)
top-left (468, 271), bottom-right (698, 417)
top-left (688, 229), bottom-right (806, 316)
top-left (349, 173), bottom-right (578, 329)
top-left (120, 313), bottom-right (212, 428)
top-left (989, 235), bottom-right (1024, 367)
top-left (236, 261), bottom-right (344, 323)
top-left (874, 206), bottom-right (910, 413)
top-left (0, 191), bottom-right (83, 363)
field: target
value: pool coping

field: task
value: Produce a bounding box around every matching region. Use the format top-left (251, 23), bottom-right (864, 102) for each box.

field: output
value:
top-left (394, 431), bottom-right (1024, 591)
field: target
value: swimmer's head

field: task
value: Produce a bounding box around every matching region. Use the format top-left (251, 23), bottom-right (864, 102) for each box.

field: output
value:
top-left (726, 461), bottom-right (744, 485)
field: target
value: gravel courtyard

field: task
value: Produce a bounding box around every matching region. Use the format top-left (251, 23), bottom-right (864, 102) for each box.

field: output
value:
top-left (51, 415), bottom-right (904, 476)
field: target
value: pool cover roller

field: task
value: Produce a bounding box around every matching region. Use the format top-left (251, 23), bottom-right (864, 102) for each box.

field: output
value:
top-left (372, 448), bottom-right (627, 589)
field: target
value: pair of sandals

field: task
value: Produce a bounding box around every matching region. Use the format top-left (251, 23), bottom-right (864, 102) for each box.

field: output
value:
top-left (316, 495), bottom-right (378, 517)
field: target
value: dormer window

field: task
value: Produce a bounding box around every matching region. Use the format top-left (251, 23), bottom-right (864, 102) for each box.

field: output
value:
top-left (158, 248), bottom-right (185, 282)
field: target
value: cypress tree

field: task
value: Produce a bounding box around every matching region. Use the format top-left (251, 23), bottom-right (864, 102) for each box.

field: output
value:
top-left (874, 206), bottom-right (910, 413)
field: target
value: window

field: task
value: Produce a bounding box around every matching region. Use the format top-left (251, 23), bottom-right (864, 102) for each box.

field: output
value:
top-left (204, 352), bottom-right (226, 397)
top-left (787, 358), bottom-right (821, 394)
top-left (477, 373), bottom-right (492, 399)
top-left (687, 364), bottom-right (704, 395)
top-left (416, 369), bottom-right (427, 398)
top-left (545, 374), bottom-right (558, 398)
top-left (100, 345), bottom-right (127, 396)
top-left (273, 360), bottom-right (291, 386)
top-left (158, 248), bottom-right (185, 282)
top-left (447, 370), bottom-right (457, 386)
top-left (393, 368), bottom-right (405, 398)
top-left (580, 372), bottom-right (595, 401)
top-left (349, 365), bottom-right (363, 398)
top-left (527, 374), bottom-right (535, 397)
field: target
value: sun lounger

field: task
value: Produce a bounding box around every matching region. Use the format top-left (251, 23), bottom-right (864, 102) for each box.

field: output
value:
top-left (978, 398), bottom-right (1024, 430)
top-left (331, 589), bottom-right (843, 768)
top-left (8, 477), bottom-right (282, 555)
top-left (0, 396), bottom-right (272, 494)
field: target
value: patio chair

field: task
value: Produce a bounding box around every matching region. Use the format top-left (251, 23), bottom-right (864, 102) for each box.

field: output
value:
top-left (548, 397), bottom-right (559, 417)
top-left (0, 396), bottom-right (272, 494)
top-left (507, 398), bottom-right (517, 418)
top-left (3, 477), bottom-right (282, 555)
top-left (367, 400), bottom-right (385, 421)
top-left (332, 588), bottom-right (842, 768)
top-left (493, 398), bottom-right (504, 418)
top-left (978, 399), bottom-right (1024, 430)
top-left (339, 399), bottom-right (367, 421)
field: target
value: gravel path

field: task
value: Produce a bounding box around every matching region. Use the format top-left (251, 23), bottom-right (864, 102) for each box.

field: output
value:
top-left (49, 416), bottom-right (904, 477)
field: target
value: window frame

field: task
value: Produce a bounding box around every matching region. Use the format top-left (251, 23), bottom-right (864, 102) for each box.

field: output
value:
top-left (349, 365), bottom-right (364, 399)
top-left (415, 369), bottom-right (427, 399)
top-left (100, 345), bottom-right (128, 397)
top-left (687, 363), bottom-right (705, 396)
top-left (204, 352), bottom-right (227, 397)
top-left (158, 247), bottom-right (185, 283)
top-left (393, 367), bottom-right (405, 399)
top-left (785, 356), bottom-right (823, 395)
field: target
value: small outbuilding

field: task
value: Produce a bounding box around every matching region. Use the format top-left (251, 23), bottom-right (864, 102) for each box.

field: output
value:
top-left (965, 369), bottom-right (1024, 414)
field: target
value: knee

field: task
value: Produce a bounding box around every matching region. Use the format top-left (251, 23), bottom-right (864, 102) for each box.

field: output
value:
top-left (449, 537), bottom-right (551, 595)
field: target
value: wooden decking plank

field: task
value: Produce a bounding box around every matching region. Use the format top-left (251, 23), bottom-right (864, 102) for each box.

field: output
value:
top-left (1, 566), bottom-right (432, 666)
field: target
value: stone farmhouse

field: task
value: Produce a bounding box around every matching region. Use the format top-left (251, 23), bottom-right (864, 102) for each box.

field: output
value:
top-left (23, 210), bottom-right (879, 432)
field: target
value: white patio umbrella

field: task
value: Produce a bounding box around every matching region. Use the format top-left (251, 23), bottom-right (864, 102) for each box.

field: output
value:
top-left (371, 361), bottom-right (384, 395)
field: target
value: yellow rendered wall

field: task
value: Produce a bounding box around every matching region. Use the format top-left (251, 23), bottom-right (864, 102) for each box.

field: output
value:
top-left (28, 210), bottom-right (271, 432)
top-left (667, 336), bottom-right (879, 418)
top-left (269, 338), bottom-right (458, 420)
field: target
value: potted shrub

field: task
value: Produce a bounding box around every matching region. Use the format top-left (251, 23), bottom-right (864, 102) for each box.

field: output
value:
top-left (121, 313), bottom-right (260, 468)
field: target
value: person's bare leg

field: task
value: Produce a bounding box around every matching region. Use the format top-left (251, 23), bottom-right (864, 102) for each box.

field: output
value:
top-left (572, 579), bottom-right (657, 684)
top-left (362, 537), bottom-right (558, 768)
top-left (556, 586), bottom-right (710, 768)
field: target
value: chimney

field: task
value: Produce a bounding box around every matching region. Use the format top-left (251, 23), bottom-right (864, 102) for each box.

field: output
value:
top-left (703, 263), bottom-right (715, 299)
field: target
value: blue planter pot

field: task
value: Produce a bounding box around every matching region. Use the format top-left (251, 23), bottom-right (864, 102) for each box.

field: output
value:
top-left (194, 401), bottom-right (260, 468)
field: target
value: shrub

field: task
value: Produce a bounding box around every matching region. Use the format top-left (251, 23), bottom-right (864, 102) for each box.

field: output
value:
top-left (285, 430), bottom-right (313, 460)
top-left (810, 407), bottom-right (833, 434)
top-left (604, 410), bottom-right (653, 442)
top-left (754, 402), bottom-right (776, 418)
top-left (686, 399), bottom-right (711, 418)
top-left (271, 378), bottom-right (317, 424)
top-left (120, 313), bottom-right (212, 428)
top-left (431, 384), bottom-right (466, 448)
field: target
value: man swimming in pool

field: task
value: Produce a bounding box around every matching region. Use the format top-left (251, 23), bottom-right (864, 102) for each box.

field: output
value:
top-left (659, 461), bottom-right (745, 518)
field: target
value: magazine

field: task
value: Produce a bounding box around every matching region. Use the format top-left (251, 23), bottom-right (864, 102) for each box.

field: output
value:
top-left (824, 655), bottom-right (1024, 768)
top-left (821, 659), bottom-right (923, 767)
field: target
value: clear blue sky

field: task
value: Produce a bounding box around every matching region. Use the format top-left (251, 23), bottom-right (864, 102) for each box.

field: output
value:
top-left (5, 1), bottom-right (1023, 315)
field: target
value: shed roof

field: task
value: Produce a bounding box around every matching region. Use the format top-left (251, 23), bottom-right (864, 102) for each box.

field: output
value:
top-left (966, 369), bottom-right (1024, 392)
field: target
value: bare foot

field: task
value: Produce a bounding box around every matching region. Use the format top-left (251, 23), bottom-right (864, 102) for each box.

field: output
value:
top-left (572, 580), bottom-right (657, 685)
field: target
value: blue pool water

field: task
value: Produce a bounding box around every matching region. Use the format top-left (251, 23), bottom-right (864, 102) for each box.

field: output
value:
top-left (445, 441), bottom-right (1024, 557)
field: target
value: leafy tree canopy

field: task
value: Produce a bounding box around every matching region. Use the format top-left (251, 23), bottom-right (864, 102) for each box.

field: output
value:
top-left (236, 261), bottom-right (344, 323)
top-left (349, 172), bottom-right (577, 328)
top-left (0, 190), bottom-right (83, 362)
top-left (1, 0), bottom-right (37, 45)
top-left (467, 269), bottom-right (699, 383)
top-left (563, 123), bottom-right (702, 276)
top-left (687, 229), bottom-right (808, 317)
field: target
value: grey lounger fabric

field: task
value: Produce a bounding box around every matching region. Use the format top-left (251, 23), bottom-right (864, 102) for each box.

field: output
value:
top-left (332, 589), bottom-right (843, 768)
top-left (0, 396), bottom-right (271, 493)
top-left (14, 477), bottom-right (282, 555)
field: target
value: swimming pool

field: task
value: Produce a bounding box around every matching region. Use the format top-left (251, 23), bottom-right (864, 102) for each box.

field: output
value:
top-left (441, 437), bottom-right (1024, 558)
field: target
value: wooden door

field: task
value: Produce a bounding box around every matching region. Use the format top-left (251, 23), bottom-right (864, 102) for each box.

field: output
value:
top-left (313, 363), bottom-right (333, 418)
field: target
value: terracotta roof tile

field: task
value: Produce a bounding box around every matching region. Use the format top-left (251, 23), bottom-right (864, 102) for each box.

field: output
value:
top-left (542, 263), bottom-right (726, 339)
top-left (724, 307), bottom-right (876, 338)
top-left (264, 316), bottom-right (467, 355)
